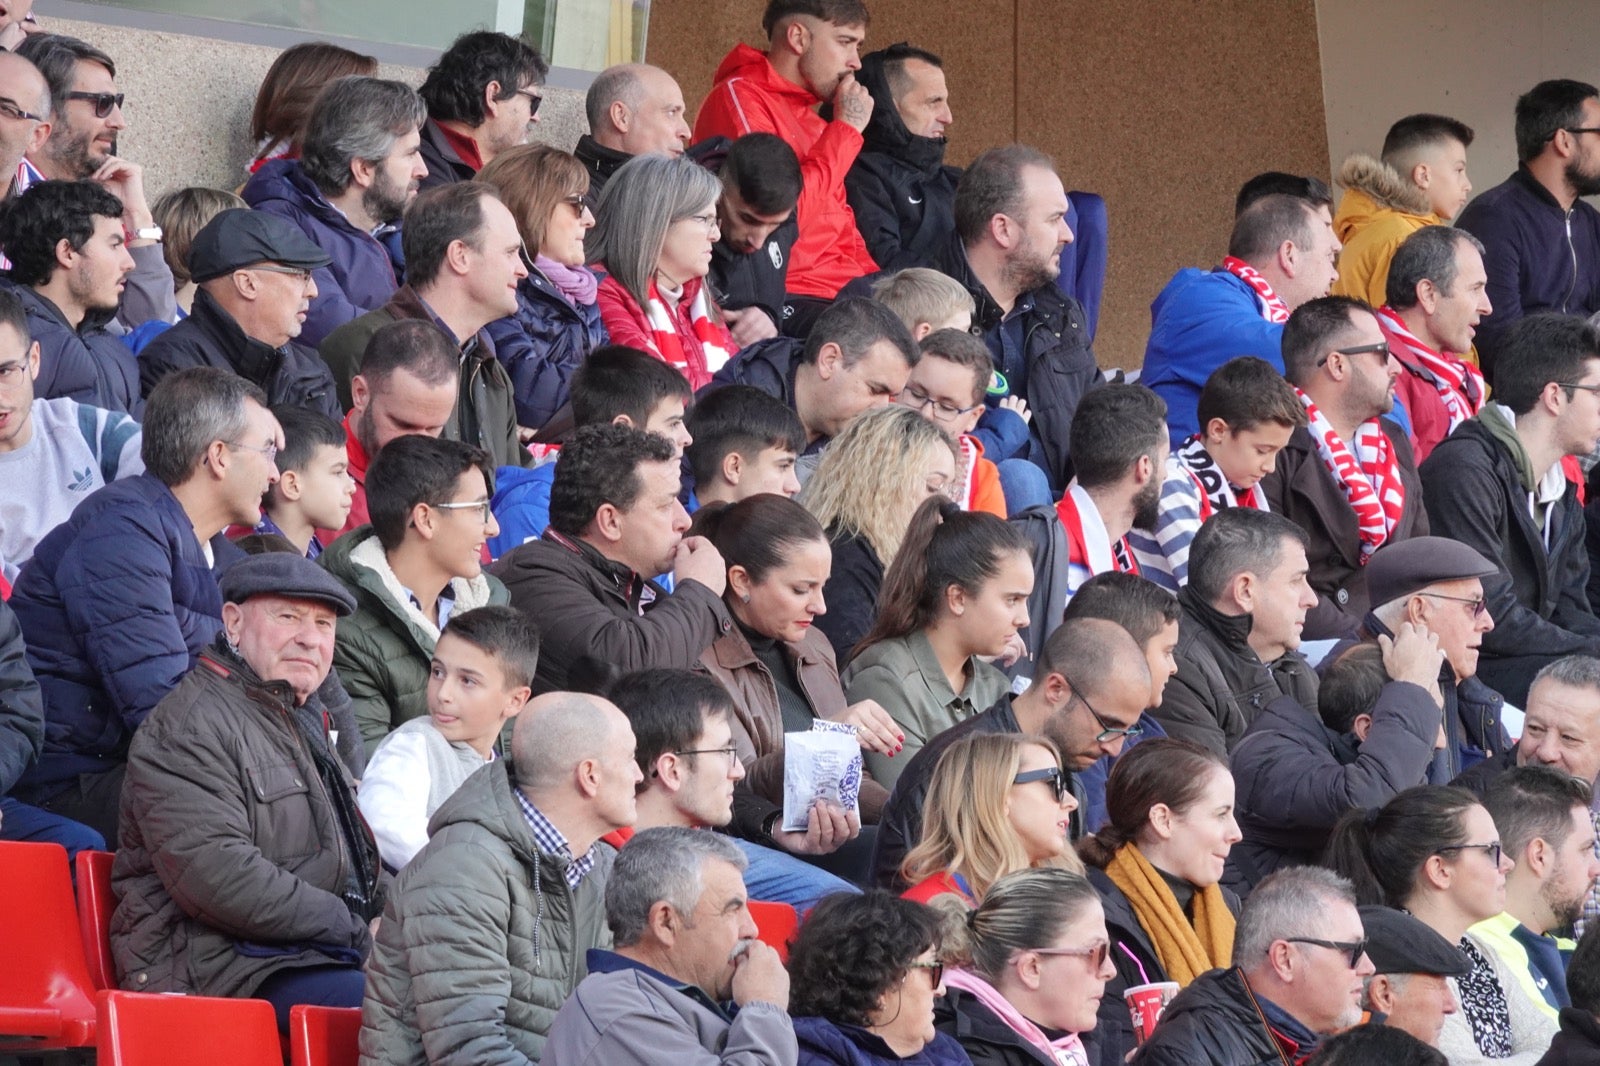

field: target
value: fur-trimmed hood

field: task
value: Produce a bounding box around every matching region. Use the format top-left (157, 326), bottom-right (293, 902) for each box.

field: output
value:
top-left (1335, 152), bottom-right (1433, 234)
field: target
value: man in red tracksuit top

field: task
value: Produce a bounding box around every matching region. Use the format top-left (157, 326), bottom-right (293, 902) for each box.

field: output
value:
top-left (693, 0), bottom-right (879, 306)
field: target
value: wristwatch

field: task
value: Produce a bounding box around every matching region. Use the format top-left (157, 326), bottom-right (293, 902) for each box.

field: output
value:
top-left (132, 225), bottom-right (163, 241)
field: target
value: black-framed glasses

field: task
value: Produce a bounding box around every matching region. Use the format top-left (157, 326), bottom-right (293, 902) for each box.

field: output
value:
top-left (515, 87), bottom-right (543, 116)
top-left (432, 499), bottom-right (493, 523)
top-left (1032, 942), bottom-right (1111, 970)
top-left (1419, 591), bottom-right (1489, 619)
top-left (225, 439), bottom-right (278, 463)
top-left (900, 382), bottom-right (980, 421)
top-left (1563, 127), bottom-right (1600, 138)
top-left (905, 960), bottom-right (944, 986)
top-left (1436, 841), bottom-right (1504, 867)
top-left (1316, 340), bottom-right (1395, 368)
top-left (1285, 937), bottom-right (1368, 967)
top-left (653, 743), bottom-right (739, 778)
top-left (65, 90), bottom-right (123, 118)
top-left (1557, 382), bottom-right (1600, 396)
top-left (1013, 765), bottom-right (1070, 805)
top-left (1059, 670), bottom-right (1144, 742)
top-left (0, 97), bottom-right (43, 123)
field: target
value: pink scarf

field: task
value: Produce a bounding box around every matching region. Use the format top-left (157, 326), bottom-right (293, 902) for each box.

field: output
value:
top-left (1296, 390), bottom-right (1405, 562)
top-left (643, 277), bottom-right (734, 390)
top-left (1220, 256), bottom-right (1291, 323)
top-left (535, 255), bottom-right (598, 307)
top-left (942, 968), bottom-right (1089, 1066)
top-left (1376, 305), bottom-right (1484, 432)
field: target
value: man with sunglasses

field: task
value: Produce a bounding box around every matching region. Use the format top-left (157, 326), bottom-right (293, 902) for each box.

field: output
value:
top-left (414, 30), bottom-right (547, 190)
top-left (1421, 313), bottom-right (1600, 707)
top-left (1456, 79), bottom-right (1600, 377)
top-left (1264, 296), bottom-right (1429, 641)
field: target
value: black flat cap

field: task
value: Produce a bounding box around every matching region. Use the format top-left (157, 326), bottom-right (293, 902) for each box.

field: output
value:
top-left (1358, 905), bottom-right (1471, 977)
top-left (188, 208), bottom-right (333, 283)
top-left (219, 553), bottom-right (356, 617)
top-left (1365, 536), bottom-right (1499, 609)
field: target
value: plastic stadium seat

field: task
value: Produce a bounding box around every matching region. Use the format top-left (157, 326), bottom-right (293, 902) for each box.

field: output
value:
top-left (289, 1004), bottom-right (362, 1066)
top-left (75, 849), bottom-right (118, 991)
top-left (0, 841), bottom-right (98, 1050)
top-left (97, 990), bottom-right (281, 1066)
top-left (747, 900), bottom-right (799, 963)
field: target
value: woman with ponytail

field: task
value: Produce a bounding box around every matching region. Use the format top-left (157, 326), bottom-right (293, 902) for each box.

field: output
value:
top-left (1075, 739), bottom-right (1242, 1066)
top-left (843, 497), bottom-right (1033, 789)
top-left (1325, 785), bottom-right (1545, 1064)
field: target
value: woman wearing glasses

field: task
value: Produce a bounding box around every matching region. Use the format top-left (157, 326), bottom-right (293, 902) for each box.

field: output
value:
top-left (476, 144), bottom-right (607, 438)
top-left (801, 407), bottom-right (961, 664)
top-left (933, 867), bottom-right (1113, 1066)
top-left (900, 733), bottom-right (1080, 908)
top-left (788, 892), bottom-right (971, 1066)
top-left (587, 153), bottom-right (735, 390)
top-left (843, 499), bottom-right (1031, 789)
top-left (1075, 739), bottom-right (1241, 1066)
top-left (1326, 785), bottom-right (1545, 1064)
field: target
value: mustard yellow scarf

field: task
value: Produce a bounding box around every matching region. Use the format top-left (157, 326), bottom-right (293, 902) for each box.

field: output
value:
top-left (1105, 843), bottom-right (1235, 987)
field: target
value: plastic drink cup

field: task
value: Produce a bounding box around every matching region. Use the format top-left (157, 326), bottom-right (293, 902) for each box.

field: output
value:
top-left (1124, 981), bottom-right (1180, 1044)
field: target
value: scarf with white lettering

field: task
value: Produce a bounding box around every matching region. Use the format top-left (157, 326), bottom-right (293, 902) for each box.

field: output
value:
top-left (1220, 255), bottom-right (1290, 323)
top-left (1175, 434), bottom-right (1268, 519)
top-left (1296, 390), bottom-right (1405, 562)
top-left (1057, 482), bottom-right (1139, 575)
top-left (643, 277), bottom-right (734, 390)
top-left (1376, 305), bottom-right (1485, 432)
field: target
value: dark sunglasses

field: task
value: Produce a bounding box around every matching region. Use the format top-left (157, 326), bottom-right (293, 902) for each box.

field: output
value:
top-left (1316, 340), bottom-right (1394, 368)
top-left (66, 90), bottom-right (123, 119)
top-left (905, 960), bottom-right (944, 986)
top-left (1013, 765), bottom-right (1070, 805)
top-left (561, 192), bottom-right (596, 216)
top-left (1286, 937), bottom-right (1368, 968)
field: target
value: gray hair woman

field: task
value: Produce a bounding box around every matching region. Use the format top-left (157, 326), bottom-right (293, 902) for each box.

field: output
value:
top-left (588, 153), bottom-right (735, 389)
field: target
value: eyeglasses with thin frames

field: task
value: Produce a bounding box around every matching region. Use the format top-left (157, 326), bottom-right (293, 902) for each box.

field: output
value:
top-left (1316, 340), bottom-right (1395, 368)
top-left (1032, 943), bottom-right (1111, 971)
top-left (65, 90), bottom-right (123, 119)
top-left (1557, 382), bottom-right (1600, 396)
top-left (1285, 937), bottom-right (1368, 968)
top-left (0, 97), bottom-right (44, 123)
top-left (249, 263), bottom-right (315, 285)
top-left (683, 212), bottom-right (721, 235)
top-left (1058, 670), bottom-right (1144, 742)
top-left (432, 499), bottom-right (493, 523)
top-left (1418, 591), bottom-right (1489, 619)
top-left (1436, 841), bottom-right (1504, 867)
top-left (900, 383), bottom-right (980, 421)
top-left (226, 440), bottom-right (278, 464)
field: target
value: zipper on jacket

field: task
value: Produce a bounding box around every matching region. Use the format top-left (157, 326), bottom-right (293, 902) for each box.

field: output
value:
top-left (1564, 211), bottom-right (1579, 313)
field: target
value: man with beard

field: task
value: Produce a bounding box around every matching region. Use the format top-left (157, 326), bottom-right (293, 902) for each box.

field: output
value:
top-left (1263, 296), bottom-right (1429, 641)
top-left (706, 133), bottom-right (801, 348)
top-left (1457, 79), bottom-right (1600, 379)
top-left (1012, 384), bottom-right (1170, 661)
top-left (936, 143), bottom-right (1100, 491)
top-left (243, 77), bottom-right (427, 347)
top-left (844, 43), bottom-right (958, 271)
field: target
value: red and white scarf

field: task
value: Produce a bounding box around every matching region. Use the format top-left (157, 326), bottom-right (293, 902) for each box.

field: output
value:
top-left (1376, 305), bottom-right (1485, 432)
top-left (1057, 482), bottom-right (1139, 579)
top-left (1220, 255), bottom-right (1290, 323)
top-left (1296, 390), bottom-right (1405, 563)
top-left (957, 435), bottom-right (981, 511)
top-left (1175, 434), bottom-right (1269, 519)
top-left (643, 278), bottom-right (733, 390)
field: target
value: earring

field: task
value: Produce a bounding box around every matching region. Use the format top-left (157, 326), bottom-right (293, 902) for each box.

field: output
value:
top-left (740, 593), bottom-right (750, 604)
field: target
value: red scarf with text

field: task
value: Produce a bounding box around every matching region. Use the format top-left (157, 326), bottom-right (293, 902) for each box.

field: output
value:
top-left (1175, 434), bottom-right (1268, 520)
top-left (1376, 305), bottom-right (1485, 432)
top-left (1057, 485), bottom-right (1139, 575)
top-left (1296, 390), bottom-right (1405, 562)
top-left (1220, 256), bottom-right (1291, 323)
top-left (643, 278), bottom-right (734, 390)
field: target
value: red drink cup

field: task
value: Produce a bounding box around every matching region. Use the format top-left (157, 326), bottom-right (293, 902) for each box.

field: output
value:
top-left (1124, 981), bottom-right (1180, 1044)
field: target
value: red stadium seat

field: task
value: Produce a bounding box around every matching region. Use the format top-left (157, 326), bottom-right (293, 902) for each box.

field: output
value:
top-left (97, 990), bottom-right (280, 1066)
top-left (747, 899), bottom-right (799, 963)
top-left (0, 841), bottom-right (98, 1050)
top-left (289, 1004), bottom-right (362, 1066)
top-left (75, 849), bottom-right (118, 991)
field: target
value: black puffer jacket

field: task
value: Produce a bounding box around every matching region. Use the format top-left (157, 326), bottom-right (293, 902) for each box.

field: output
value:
top-left (843, 47), bottom-right (962, 272)
top-left (0, 597), bottom-right (42, 797)
top-left (1129, 967), bottom-right (1288, 1066)
top-left (934, 985), bottom-right (1099, 1066)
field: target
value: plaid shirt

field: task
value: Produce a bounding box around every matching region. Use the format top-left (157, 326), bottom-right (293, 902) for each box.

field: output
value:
top-left (1579, 809), bottom-right (1600, 939)
top-left (513, 788), bottom-right (596, 889)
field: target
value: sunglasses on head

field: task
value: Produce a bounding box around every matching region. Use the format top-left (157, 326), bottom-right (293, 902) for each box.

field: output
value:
top-left (66, 91), bottom-right (123, 119)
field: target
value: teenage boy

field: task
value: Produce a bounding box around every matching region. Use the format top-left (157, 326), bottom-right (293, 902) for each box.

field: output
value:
top-left (1129, 356), bottom-right (1309, 592)
top-left (358, 605), bottom-right (538, 870)
top-left (685, 384), bottom-right (805, 507)
top-left (253, 406), bottom-right (354, 559)
top-left (490, 345), bottom-right (693, 556)
top-left (899, 328), bottom-right (1006, 517)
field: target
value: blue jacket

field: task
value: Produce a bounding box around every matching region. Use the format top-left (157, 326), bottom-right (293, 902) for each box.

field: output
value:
top-left (794, 1016), bottom-right (971, 1066)
top-left (1141, 269), bottom-right (1286, 444)
top-left (8, 475), bottom-right (229, 796)
top-left (241, 158), bottom-right (403, 349)
top-left (484, 267), bottom-right (607, 431)
top-left (1455, 166), bottom-right (1600, 378)
top-left (489, 463), bottom-right (554, 560)
top-left (2, 278), bottom-right (141, 416)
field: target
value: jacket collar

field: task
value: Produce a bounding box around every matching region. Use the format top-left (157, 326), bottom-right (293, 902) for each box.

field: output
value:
top-left (12, 280), bottom-right (117, 334)
top-left (386, 284), bottom-right (493, 366)
top-left (574, 134), bottom-right (632, 182)
top-left (1179, 583), bottom-right (1256, 649)
top-left (1511, 164), bottom-right (1571, 214)
top-left (188, 287), bottom-right (287, 387)
top-left (854, 49), bottom-right (949, 175)
top-left (200, 636), bottom-right (303, 712)
top-left (584, 949), bottom-right (733, 1021)
top-left (542, 528), bottom-right (659, 608)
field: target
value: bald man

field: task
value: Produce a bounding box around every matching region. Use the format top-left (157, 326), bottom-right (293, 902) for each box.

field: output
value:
top-left (574, 62), bottom-right (692, 198)
top-left (363, 691), bottom-right (643, 1065)
top-left (0, 51), bottom-right (51, 198)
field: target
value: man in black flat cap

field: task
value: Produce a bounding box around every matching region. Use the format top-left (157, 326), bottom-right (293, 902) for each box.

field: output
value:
top-left (1358, 905), bottom-right (1471, 1048)
top-left (112, 551), bottom-right (384, 1033)
top-left (137, 207), bottom-right (342, 417)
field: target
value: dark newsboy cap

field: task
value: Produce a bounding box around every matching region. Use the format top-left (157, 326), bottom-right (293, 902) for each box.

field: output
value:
top-left (219, 553), bottom-right (356, 617)
top-left (1365, 536), bottom-right (1498, 609)
top-left (188, 208), bottom-right (333, 283)
top-left (1358, 905), bottom-right (1471, 977)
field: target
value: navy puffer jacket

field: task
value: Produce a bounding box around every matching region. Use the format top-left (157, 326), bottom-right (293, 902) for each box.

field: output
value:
top-left (485, 265), bottom-right (607, 431)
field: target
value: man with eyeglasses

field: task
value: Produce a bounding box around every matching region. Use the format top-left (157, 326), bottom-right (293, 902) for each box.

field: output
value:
top-left (414, 30), bottom-right (547, 190)
top-left (1264, 295), bottom-right (1429, 641)
top-left (8, 367), bottom-right (281, 846)
top-left (1131, 866), bottom-right (1374, 1066)
top-left (1456, 79), bottom-right (1600, 376)
top-left (139, 208), bottom-right (341, 419)
top-left (1422, 313), bottom-right (1600, 707)
top-left (0, 50), bottom-right (49, 197)
top-left (575, 64), bottom-right (692, 199)
top-left (320, 434), bottom-right (509, 758)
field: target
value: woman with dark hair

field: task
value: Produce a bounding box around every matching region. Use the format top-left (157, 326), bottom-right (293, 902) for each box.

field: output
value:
top-left (844, 498), bottom-right (1031, 789)
top-left (1326, 786), bottom-right (1540, 1064)
top-left (695, 494), bottom-right (904, 825)
top-left (476, 143), bottom-right (608, 435)
top-left (933, 867), bottom-right (1112, 1066)
top-left (1075, 738), bottom-right (1241, 1066)
top-left (788, 892), bottom-right (971, 1065)
top-left (248, 42), bottom-right (378, 172)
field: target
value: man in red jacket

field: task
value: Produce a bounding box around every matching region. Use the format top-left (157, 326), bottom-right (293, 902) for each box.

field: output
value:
top-left (693, 0), bottom-right (878, 321)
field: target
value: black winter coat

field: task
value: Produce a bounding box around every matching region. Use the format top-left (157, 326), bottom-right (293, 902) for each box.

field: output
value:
top-left (934, 986), bottom-right (1095, 1066)
top-left (1534, 1007), bottom-right (1600, 1066)
top-left (1129, 968), bottom-right (1288, 1066)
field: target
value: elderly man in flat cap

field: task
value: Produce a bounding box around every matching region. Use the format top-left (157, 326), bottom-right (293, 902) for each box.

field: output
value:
top-left (1359, 905), bottom-right (1471, 1047)
top-left (111, 552), bottom-right (383, 1032)
top-left (138, 207), bottom-right (342, 417)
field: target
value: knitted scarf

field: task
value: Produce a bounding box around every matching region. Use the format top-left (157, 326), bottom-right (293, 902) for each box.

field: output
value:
top-left (1105, 844), bottom-right (1235, 987)
top-left (1175, 434), bottom-right (1269, 519)
top-left (643, 277), bottom-right (734, 390)
top-left (1376, 305), bottom-right (1484, 433)
top-left (1295, 390), bottom-right (1404, 563)
top-left (535, 255), bottom-right (598, 308)
top-left (1221, 256), bottom-right (1290, 323)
